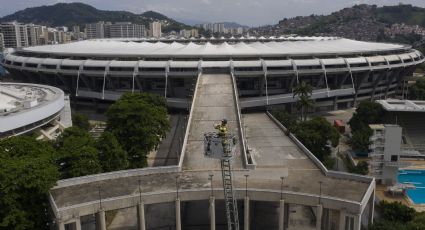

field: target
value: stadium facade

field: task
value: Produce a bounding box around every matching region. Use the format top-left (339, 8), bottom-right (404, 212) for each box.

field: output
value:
top-left (2, 37), bottom-right (424, 111)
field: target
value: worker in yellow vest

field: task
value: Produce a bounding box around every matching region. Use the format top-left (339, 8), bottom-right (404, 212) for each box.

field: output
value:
top-left (214, 119), bottom-right (228, 151)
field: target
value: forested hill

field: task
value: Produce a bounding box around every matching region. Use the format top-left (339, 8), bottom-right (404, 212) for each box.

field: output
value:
top-left (0, 2), bottom-right (191, 32)
top-left (253, 4), bottom-right (425, 42)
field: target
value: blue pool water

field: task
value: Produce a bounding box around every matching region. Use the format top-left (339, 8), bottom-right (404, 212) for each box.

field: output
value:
top-left (398, 170), bottom-right (425, 204)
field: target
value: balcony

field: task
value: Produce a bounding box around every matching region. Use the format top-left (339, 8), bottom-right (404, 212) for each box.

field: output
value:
top-left (369, 142), bottom-right (384, 149)
top-left (370, 134), bottom-right (384, 141)
top-left (384, 161), bottom-right (411, 167)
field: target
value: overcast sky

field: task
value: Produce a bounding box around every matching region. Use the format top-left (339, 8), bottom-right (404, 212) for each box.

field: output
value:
top-left (1, 0), bottom-right (425, 26)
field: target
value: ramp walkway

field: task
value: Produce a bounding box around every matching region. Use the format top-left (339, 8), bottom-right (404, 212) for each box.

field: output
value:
top-left (182, 74), bottom-right (244, 170)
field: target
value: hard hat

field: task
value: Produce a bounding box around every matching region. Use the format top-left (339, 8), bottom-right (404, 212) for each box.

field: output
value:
top-left (222, 119), bottom-right (227, 124)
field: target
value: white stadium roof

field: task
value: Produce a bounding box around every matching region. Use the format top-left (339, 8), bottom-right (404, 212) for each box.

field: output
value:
top-left (20, 38), bottom-right (409, 57)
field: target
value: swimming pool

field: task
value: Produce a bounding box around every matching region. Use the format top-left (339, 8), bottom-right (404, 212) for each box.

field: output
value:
top-left (398, 170), bottom-right (425, 204)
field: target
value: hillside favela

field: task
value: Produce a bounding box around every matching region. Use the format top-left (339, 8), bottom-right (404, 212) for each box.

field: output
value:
top-left (2, 1), bottom-right (425, 230)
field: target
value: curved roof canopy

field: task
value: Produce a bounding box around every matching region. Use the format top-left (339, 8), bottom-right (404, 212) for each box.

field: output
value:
top-left (19, 37), bottom-right (410, 58)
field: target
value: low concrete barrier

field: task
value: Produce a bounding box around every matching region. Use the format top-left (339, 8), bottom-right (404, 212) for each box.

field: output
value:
top-left (54, 187), bottom-right (362, 222)
top-left (54, 166), bottom-right (179, 189)
top-left (177, 73), bottom-right (201, 169)
top-left (231, 73), bottom-right (255, 169)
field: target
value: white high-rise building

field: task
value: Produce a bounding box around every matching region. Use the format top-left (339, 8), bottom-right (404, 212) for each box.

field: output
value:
top-left (26, 24), bottom-right (43, 46)
top-left (109, 22), bottom-right (145, 38)
top-left (369, 124), bottom-right (407, 185)
top-left (149, 22), bottom-right (162, 38)
top-left (0, 33), bottom-right (4, 51)
top-left (85, 22), bottom-right (106, 39)
top-left (213, 23), bottom-right (225, 33)
top-left (0, 22), bottom-right (29, 48)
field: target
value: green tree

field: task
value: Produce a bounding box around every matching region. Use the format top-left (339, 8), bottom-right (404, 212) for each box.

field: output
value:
top-left (56, 127), bottom-right (101, 178)
top-left (409, 78), bottom-right (425, 100)
top-left (272, 109), bottom-right (298, 132)
top-left (353, 160), bottom-right (369, 175)
top-left (369, 201), bottom-right (425, 230)
top-left (369, 221), bottom-right (407, 230)
top-left (379, 201), bottom-right (416, 223)
top-left (0, 136), bottom-right (59, 230)
top-left (294, 117), bottom-right (340, 166)
top-left (349, 126), bottom-right (373, 153)
top-left (72, 112), bottom-right (90, 131)
top-left (407, 212), bottom-right (425, 230)
top-left (96, 131), bottom-right (129, 172)
top-left (348, 101), bottom-right (385, 152)
top-left (293, 81), bottom-right (314, 121)
top-left (106, 92), bottom-right (170, 168)
top-left (348, 101), bottom-right (385, 133)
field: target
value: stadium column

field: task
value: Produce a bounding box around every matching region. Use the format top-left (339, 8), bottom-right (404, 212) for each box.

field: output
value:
top-left (176, 198), bottom-right (182, 230)
top-left (57, 222), bottom-right (65, 230)
top-left (210, 196), bottom-right (216, 230)
top-left (369, 188), bottom-right (375, 226)
top-left (353, 72), bottom-right (369, 106)
top-left (338, 209), bottom-right (346, 230)
top-left (316, 204), bottom-right (323, 230)
top-left (97, 210), bottom-right (106, 230)
top-left (385, 69), bottom-right (398, 98)
top-left (244, 196), bottom-right (250, 230)
top-left (371, 72), bottom-right (384, 100)
top-left (278, 200), bottom-right (285, 230)
top-left (75, 217), bottom-right (82, 230)
top-left (353, 214), bottom-right (361, 230)
top-left (137, 202), bottom-right (146, 230)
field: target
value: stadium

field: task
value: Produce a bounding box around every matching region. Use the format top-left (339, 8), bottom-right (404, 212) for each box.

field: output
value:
top-left (2, 37), bottom-right (424, 110)
top-left (1, 37), bottom-right (423, 230)
top-left (0, 82), bottom-right (70, 139)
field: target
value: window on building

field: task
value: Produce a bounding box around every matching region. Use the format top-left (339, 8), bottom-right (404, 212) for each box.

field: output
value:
top-left (391, 155), bottom-right (398, 162)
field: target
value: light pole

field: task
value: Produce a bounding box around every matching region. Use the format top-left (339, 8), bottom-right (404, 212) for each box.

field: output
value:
top-left (98, 186), bottom-right (102, 210)
top-left (138, 179), bottom-right (142, 204)
top-left (209, 173), bottom-right (214, 196)
top-left (176, 175), bottom-right (180, 199)
top-left (319, 181), bottom-right (323, 205)
top-left (280, 176), bottom-right (285, 200)
top-left (244, 174), bottom-right (249, 197)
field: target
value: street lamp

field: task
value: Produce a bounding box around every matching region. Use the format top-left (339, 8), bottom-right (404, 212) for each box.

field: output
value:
top-left (98, 186), bottom-right (102, 210)
top-left (319, 181), bottom-right (323, 205)
top-left (175, 175), bottom-right (180, 199)
top-left (138, 179), bottom-right (142, 204)
top-left (244, 174), bottom-right (249, 197)
top-left (280, 176), bottom-right (285, 200)
top-left (209, 173), bottom-right (214, 196)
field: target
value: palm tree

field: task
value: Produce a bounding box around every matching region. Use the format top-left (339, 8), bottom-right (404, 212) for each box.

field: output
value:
top-left (293, 81), bottom-right (314, 121)
top-left (295, 95), bottom-right (315, 121)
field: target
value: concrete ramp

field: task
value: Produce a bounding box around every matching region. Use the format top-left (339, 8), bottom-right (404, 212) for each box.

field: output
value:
top-left (182, 74), bottom-right (244, 170)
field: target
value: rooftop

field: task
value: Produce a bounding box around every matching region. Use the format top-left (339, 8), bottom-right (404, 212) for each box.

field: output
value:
top-left (0, 83), bottom-right (64, 134)
top-left (50, 74), bottom-right (373, 219)
top-left (0, 83), bottom-right (57, 116)
top-left (19, 37), bottom-right (409, 57)
top-left (377, 99), bottom-right (425, 112)
top-left (369, 124), bottom-right (385, 130)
